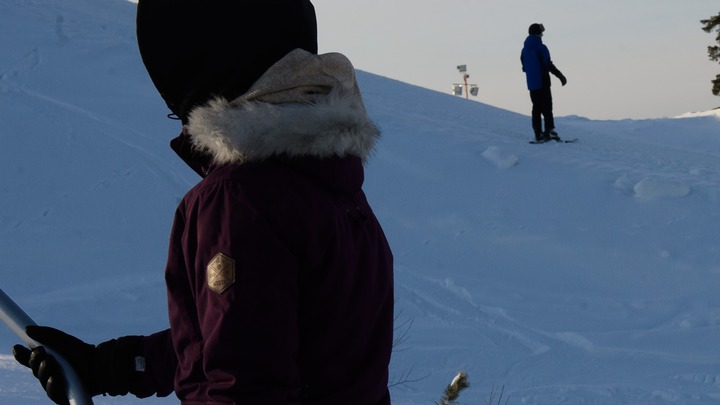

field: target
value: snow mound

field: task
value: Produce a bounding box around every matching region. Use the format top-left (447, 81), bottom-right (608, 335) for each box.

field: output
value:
top-left (481, 146), bottom-right (519, 169)
top-left (632, 177), bottom-right (691, 200)
top-left (675, 108), bottom-right (720, 119)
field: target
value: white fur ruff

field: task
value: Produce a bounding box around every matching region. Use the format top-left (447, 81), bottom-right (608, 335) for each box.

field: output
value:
top-left (186, 88), bottom-right (380, 165)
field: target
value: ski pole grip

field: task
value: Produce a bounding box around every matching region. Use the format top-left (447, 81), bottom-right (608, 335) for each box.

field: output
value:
top-left (0, 287), bottom-right (95, 405)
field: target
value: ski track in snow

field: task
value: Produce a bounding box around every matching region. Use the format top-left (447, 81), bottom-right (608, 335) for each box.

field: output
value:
top-left (370, 81), bottom-right (720, 403)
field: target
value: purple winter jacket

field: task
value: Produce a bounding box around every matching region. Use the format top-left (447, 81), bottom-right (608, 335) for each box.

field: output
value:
top-left (134, 50), bottom-right (394, 404)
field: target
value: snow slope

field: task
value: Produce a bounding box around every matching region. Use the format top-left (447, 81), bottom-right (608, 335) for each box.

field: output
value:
top-left (1, 0), bottom-right (720, 404)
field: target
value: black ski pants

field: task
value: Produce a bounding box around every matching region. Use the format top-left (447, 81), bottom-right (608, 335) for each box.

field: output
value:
top-left (529, 87), bottom-right (554, 136)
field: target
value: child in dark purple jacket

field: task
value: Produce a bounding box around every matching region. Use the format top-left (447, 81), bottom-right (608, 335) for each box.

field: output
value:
top-left (13, 1), bottom-right (394, 404)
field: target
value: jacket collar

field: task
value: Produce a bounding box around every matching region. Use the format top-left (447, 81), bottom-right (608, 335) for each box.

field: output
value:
top-left (525, 35), bottom-right (543, 46)
top-left (170, 129), bottom-right (213, 178)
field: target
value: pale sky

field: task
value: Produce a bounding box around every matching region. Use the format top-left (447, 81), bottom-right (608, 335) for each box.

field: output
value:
top-left (312, 0), bottom-right (719, 120)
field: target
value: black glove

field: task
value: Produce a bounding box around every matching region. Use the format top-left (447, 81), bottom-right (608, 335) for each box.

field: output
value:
top-left (559, 74), bottom-right (567, 86)
top-left (13, 325), bottom-right (143, 405)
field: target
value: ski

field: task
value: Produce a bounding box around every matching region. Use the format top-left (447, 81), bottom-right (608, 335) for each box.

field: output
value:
top-left (0, 287), bottom-right (94, 405)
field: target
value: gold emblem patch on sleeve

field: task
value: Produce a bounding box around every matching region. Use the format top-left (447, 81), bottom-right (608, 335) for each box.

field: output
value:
top-left (207, 252), bottom-right (235, 294)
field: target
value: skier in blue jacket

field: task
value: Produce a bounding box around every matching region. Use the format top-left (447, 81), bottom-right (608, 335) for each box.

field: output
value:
top-left (521, 23), bottom-right (567, 142)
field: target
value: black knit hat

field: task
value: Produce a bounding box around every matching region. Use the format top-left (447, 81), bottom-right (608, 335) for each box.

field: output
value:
top-left (137, 0), bottom-right (318, 123)
top-left (528, 23), bottom-right (545, 36)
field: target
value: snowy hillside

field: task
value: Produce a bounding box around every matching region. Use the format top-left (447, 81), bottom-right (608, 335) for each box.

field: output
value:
top-left (2, 0), bottom-right (720, 404)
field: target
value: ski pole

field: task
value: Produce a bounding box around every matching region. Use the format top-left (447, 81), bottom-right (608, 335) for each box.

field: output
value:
top-left (0, 287), bottom-right (94, 405)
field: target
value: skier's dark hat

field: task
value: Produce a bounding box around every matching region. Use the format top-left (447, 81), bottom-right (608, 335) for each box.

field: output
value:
top-left (528, 23), bottom-right (545, 36)
top-left (136, 0), bottom-right (318, 123)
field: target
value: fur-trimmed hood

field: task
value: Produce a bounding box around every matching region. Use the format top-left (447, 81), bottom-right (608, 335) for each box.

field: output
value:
top-left (184, 49), bottom-right (380, 165)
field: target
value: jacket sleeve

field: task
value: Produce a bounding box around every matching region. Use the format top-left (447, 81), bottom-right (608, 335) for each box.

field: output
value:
top-left (130, 329), bottom-right (177, 398)
top-left (542, 45), bottom-right (565, 80)
top-left (168, 180), bottom-right (302, 402)
top-left (549, 62), bottom-right (564, 79)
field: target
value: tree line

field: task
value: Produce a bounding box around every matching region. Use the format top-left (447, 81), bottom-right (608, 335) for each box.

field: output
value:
top-left (701, 12), bottom-right (720, 96)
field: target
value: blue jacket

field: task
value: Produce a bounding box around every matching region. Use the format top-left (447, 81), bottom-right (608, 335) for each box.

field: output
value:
top-left (521, 35), bottom-right (563, 91)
